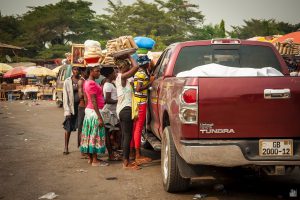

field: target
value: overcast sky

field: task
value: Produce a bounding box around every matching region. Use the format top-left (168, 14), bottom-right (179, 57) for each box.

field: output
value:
top-left (0, 0), bottom-right (299, 30)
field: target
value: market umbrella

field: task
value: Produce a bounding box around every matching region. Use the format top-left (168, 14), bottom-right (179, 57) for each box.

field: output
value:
top-left (3, 66), bottom-right (26, 78)
top-left (52, 65), bottom-right (63, 75)
top-left (24, 66), bottom-right (38, 78)
top-left (272, 31), bottom-right (300, 43)
top-left (26, 66), bottom-right (56, 77)
top-left (0, 63), bottom-right (13, 73)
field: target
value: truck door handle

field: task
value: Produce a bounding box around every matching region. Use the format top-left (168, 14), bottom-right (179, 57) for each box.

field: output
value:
top-left (264, 89), bottom-right (291, 99)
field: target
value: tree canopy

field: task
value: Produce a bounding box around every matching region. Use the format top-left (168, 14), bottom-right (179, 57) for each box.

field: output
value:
top-left (0, 0), bottom-right (299, 62)
top-left (228, 19), bottom-right (300, 39)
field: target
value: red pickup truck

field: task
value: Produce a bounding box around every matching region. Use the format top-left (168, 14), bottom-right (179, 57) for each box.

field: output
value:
top-left (145, 39), bottom-right (300, 192)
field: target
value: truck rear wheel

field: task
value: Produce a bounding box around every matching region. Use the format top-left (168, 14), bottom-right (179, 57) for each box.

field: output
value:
top-left (161, 126), bottom-right (190, 192)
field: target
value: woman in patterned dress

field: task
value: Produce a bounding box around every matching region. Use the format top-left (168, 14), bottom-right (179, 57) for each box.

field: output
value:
top-left (80, 65), bottom-right (108, 166)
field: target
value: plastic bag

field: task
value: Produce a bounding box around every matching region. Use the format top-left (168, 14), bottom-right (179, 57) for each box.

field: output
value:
top-left (134, 37), bottom-right (155, 50)
top-left (38, 192), bottom-right (58, 199)
top-left (84, 40), bottom-right (102, 59)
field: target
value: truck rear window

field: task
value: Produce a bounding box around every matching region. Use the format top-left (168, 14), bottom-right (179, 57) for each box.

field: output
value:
top-left (173, 45), bottom-right (281, 75)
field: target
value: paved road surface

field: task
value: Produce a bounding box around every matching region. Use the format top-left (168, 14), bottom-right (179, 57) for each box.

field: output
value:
top-left (0, 100), bottom-right (299, 200)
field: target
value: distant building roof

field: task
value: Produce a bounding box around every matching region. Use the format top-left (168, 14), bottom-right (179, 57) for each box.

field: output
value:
top-left (0, 43), bottom-right (23, 50)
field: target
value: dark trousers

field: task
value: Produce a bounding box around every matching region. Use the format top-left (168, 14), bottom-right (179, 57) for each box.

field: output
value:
top-left (119, 106), bottom-right (133, 160)
top-left (77, 106), bottom-right (85, 133)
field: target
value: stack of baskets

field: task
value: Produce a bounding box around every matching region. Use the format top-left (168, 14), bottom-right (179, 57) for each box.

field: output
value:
top-left (274, 39), bottom-right (300, 56)
top-left (102, 36), bottom-right (138, 65)
top-left (83, 40), bottom-right (102, 66)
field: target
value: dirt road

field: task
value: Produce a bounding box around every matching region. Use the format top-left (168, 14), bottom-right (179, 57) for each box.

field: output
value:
top-left (0, 100), bottom-right (299, 200)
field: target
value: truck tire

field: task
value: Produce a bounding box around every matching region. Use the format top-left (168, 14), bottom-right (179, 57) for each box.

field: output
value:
top-left (161, 126), bottom-right (190, 192)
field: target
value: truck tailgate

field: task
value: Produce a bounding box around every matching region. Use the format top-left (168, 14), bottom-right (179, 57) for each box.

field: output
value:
top-left (198, 77), bottom-right (300, 138)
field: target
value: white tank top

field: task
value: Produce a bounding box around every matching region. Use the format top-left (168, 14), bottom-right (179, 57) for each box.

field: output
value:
top-left (116, 73), bottom-right (132, 117)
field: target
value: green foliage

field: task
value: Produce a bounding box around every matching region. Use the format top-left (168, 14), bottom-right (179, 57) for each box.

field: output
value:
top-left (99, 0), bottom-right (134, 37)
top-left (228, 19), bottom-right (300, 39)
top-left (96, 0), bottom-right (205, 47)
top-left (189, 19), bottom-right (227, 41)
top-left (154, 0), bottom-right (204, 44)
top-left (0, 13), bottom-right (22, 44)
top-left (20, 0), bottom-right (98, 47)
top-left (37, 44), bottom-right (70, 59)
top-left (130, 0), bottom-right (172, 37)
top-left (0, 1), bottom-right (299, 61)
top-left (219, 20), bottom-right (226, 38)
top-left (148, 30), bottom-right (167, 51)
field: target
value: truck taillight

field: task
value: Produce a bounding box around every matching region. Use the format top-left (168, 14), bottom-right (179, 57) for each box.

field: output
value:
top-left (182, 89), bottom-right (197, 104)
top-left (179, 86), bottom-right (198, 124)
top-left (181, 109), bottom-right (197, 122)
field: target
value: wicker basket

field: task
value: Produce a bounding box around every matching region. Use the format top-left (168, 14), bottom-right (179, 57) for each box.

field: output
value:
top-left (110, 48), bottom-right (137, 58)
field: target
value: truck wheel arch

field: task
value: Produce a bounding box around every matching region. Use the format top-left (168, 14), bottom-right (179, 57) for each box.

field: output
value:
top-left (161, 125), bottom-right (190, 192)
top-left (163, 111), bottom-right (170, 130)
top-left (160, 111), bottom-right (170, 139)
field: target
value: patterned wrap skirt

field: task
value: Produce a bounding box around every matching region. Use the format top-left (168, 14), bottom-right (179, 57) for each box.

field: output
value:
top-left (80, 108), bottom-right (106, 154)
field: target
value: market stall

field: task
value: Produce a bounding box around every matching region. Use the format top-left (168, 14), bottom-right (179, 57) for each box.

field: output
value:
top-left (1, 65), bottom-right (57, 100)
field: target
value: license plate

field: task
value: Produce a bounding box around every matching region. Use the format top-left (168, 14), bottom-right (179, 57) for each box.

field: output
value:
top-left (259, 139), bottom-right (293, 156)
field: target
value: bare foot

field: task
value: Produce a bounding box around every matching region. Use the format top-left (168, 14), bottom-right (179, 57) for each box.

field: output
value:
top-left (63, 148), bottom-right (69, 155)
top-left (91, 161), bottom-right (100, 167)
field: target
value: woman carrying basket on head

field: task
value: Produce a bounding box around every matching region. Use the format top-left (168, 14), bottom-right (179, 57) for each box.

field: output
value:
top-left (115, 54), bottom-right (140, 170)
top-left (80, 64), bottom-right (108, 167)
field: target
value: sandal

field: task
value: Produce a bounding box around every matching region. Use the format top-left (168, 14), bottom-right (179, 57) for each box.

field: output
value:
top-left (108, 152), bottom-right (122, 161)
top-left (80, 153), bottom-right (89, 159)
top-left (92, 158), bottom-right (109, 167)
top-left (122, 162), bottom-right (141, 170)
top-left (135, 156), bottom-right (152, 165)
top-left (63, 151), bottom-right (69, 155)
top-left (100, 161), bottom-right (109, 167)
top-left (131, 161), bottom-right (141, 166)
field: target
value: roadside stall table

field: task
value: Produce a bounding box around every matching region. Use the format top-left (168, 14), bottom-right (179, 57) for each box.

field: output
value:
top-left (37, 86), bottom-right (54, 100)
top-left (1, 83), bottom-right (22, 100)
top-left (21, 85), bottom-right (39, 100)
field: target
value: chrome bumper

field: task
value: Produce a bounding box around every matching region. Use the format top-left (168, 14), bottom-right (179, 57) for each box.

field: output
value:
top-left (177, 140), bottom-right (300, 167)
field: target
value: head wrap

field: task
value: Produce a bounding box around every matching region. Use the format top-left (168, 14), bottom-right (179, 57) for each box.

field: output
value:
top-left (137, 55), bottom-right (151, 66)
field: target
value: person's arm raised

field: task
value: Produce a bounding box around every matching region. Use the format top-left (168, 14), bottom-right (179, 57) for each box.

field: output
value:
top-left (121, 55), bottom-right (139, 80)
